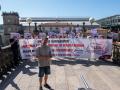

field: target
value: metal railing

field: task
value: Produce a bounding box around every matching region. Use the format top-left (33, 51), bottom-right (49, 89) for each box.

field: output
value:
top-left (112, 43), bottom-right (120, 65)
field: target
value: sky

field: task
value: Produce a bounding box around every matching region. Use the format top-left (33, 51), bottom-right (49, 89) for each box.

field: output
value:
top-left (0, 0), bottom-right (120, 24)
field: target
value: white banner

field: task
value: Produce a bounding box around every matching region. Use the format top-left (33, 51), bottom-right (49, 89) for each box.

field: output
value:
top-left (19, 38), bottom-right (112, 59)
top-left (10, 33), bottom-right (20, 39)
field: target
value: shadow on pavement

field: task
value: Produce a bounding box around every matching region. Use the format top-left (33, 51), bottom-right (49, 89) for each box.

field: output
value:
top-left (0, 60), bottom-right (38, 90)
top-left (0, 57), bottom-right (118, 90)
top-left (22, 61), bottom-right (38, 76)
top-left (78, 88), bottom-right (93, 90)
top-left (52, 57), bottom-right (118, 67)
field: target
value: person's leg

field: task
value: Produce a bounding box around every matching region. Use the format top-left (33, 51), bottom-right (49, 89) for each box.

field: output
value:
top-left (13, 50), bottom-right (18, 65)
top-left (44, 66), bottom-right (50, 84)
top-left (39, 67), bottom-right (44, 87)
top-left (44, 66), bottom-right (54, 90)
top-left (44, 75), bottom-right (48, 84)
top-left (39, 77), bottom-right (43, 87)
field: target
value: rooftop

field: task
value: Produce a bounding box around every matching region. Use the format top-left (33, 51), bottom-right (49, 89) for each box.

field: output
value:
top-left (20, 17), bottom-right (90, 22)
top-left (97, 15), bottom-right (120, 21)
top-left (2, 12), bottom-right (19, 17)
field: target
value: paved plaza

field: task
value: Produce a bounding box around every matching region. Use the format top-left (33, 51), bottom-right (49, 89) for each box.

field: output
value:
top-left (0, 58), bottom-right (120, 90)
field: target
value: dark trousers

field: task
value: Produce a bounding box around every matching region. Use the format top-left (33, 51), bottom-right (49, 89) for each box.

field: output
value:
top-left (12, 49), bottom-right (19, 64)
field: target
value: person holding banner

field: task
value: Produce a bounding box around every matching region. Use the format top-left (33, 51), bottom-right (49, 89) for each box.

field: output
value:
top-left (36, 38), bottom-right (53, 90)
top-left (10, 36), bottom-right (20, 65)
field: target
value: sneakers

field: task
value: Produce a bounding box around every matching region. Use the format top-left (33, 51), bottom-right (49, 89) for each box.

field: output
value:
top-left (39, 86), bottom-right (43, 90)
top-left (44, 83), bottom-right (54, 90)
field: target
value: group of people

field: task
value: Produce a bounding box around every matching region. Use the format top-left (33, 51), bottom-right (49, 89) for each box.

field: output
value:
top-left (25, 27), bottom-right (83, 39)
top-left (9, 28), bottom-right (119, 90)
top-left (24, 28), bottom-right (119, 42)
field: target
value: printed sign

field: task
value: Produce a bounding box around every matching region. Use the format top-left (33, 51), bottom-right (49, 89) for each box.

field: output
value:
top-left (19, 38), bottom-right (112, 59)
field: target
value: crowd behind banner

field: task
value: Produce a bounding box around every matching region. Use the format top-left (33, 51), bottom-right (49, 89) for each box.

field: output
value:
top-left (10, 27), bottom-right (119, 41)
top-left (9, 28), bottom-right (115, 60)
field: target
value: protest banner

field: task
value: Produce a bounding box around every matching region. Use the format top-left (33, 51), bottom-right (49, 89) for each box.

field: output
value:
top-left (19, 38), bottom-right (112, 60)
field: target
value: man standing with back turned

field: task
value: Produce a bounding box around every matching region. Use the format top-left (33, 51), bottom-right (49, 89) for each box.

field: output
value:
top-left (36, 38), bottom-right (54, 90)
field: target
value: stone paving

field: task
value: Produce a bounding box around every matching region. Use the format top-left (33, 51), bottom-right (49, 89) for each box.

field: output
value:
top-left (0, 58), bottom-right (120, 90)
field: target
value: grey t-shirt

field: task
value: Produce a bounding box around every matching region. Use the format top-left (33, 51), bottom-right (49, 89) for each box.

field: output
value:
top-left (36, 45), bottom-right (52, 67)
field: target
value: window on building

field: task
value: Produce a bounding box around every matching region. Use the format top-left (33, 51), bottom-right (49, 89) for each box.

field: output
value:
top-left (7, 19), bottom-right (11, 24)
top-left (118, 19), bottom-right (120, 22)
top-left (0, 35), bottom-right (2, 45)
top-left (8, 27), bottom-right (12, 32)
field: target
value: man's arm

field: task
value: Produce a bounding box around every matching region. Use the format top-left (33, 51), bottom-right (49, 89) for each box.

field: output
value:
top-left (49, 47), bottom-right (53, 58)
top-left (37, 55), bottom-right (52, 61)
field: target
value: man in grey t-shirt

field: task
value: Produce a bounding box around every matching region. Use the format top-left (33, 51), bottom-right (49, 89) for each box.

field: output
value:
top-left (36, 38), bottom-right (53, 90)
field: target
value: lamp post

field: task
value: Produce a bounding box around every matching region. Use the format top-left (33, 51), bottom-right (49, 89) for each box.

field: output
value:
top-left (70, 23), bottom-right (72, 32)
top-left (39, 24), bottom-right (42, 32)
top-left (82, 22), bottom-right (86, 37)
top-left (26, 18), bottom-right (32, 33)
top-left (33, 22), bottom-right (39, 35)
top-left (89, 17), bottom-right (95, 29)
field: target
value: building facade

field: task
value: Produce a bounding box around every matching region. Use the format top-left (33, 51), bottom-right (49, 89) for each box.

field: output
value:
top-left (20, 17), bottom-right (99, 33)
top-left (97, 15), bottom-right (120, 32)
top-left (2, 12), bottom-right (100, 44)
top-left (2, 12), bottom-right (22, 45)
top-left (0, 24), bottom-right (4, 45)
top-left (2, 12), bottom-right (100, 35)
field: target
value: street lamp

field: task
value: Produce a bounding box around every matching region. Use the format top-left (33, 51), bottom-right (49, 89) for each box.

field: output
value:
top-left (89, 17), bottom-right (95, 29)
top-left (26, 18), bottom-right (32, 32)
top-left (82, 22), bottom-right (86, 37)
top-left (70, 23), bottom-right (72, 32)
top-left (39, 24), bottom-right (42, 32)
top-left (33, 22), bottom-right (39, 35)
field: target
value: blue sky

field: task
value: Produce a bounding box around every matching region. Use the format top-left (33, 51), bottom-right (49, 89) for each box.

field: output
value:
top-left (0, 0), bottom-right (120, 24)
